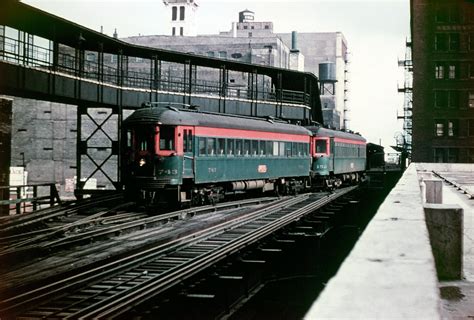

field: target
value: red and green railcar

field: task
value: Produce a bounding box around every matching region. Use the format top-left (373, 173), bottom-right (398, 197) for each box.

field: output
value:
top-left (122, 106), bottom-right (312, 206)
top-left (307, 126), bottom-right (367, 188)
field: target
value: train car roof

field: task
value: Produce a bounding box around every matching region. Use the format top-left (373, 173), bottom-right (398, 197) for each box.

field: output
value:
top-left (124, 106), bottom-right (312, 136)
top-left (305, 126), bottom-right (366, 143)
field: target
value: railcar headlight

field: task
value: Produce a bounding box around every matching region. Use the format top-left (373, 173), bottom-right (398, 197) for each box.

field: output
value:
top-left (139, 158), bottom-right (146, 167)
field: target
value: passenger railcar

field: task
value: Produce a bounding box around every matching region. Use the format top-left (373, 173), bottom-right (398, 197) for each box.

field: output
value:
top-left (122, 105), bottom-right (312, 206)
top-left (306, 126), bottom-right (367, 188)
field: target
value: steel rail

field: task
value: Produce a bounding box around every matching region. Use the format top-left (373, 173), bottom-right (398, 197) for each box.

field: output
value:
top-left (85, 187), bottom-right (356, 319)
top-left (10, 187), bottom-right (355, 319)
top-left (0, 193), bottom-right (123, 234)
top-left (0, 196), bottom-right (288, 316)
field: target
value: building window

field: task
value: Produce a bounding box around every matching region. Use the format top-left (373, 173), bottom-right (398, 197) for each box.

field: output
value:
top-left (179, 6), bottom-right (185, 20)
top-left (449, 6), bottom-right (461, 23)
top-left (248, 32), bottom-right (252, 38)
top-left (243, 25), bottom-right (248, 30)
top-left (172, 27), bottom-right (176, 36)
top-left (448, 64), bottom-right (457, 79)
top-left (172, 6), bottom-right (177, 21)
top-left (468, 149), bottom-right (474, 163)
top-left (435, 34), bottom-right (448, 51)
top-left (218, 51), bottom-right (227, 58)
top-left (469, 34), bottom-right (474, 51)
top-left (207, 51), bottom-right (215, 57)
top-left (435, 5), bottom-right (448, 23)
top-left (469, 119), bottom-right (474, 136)
top-left (264, 25), bottom-right (270, 29)
top-left (180, 27), bottom-right (183, 36)
top-left (435, 63), bottom-right (444, 79)
top-left (469, 63), bottom-right (474, 79)
top-left (433, 148), bottom-right (446, 163)
top-left (435, 4), bottom-right (460, 23)
top-left (448, 148), bottom-right (459, 163)
top-left (448, 91), bottom-right (459, 108)
top-left (434, 90), bottom-right (447, 108)
top-left (434, 33), bottom-right (460, 51)
top-left (251, 26), bottom-right (255, 29)
top-left (86, 53), bottom-right (96, 62)
top-left (449, 33), bottom-right (460, 51)
top-left (469, 8), bottom-right (474, 24)
top-left (448, 119), bottom-right (459, 136)
top-left (435, 120), bottom-right (445, 136)
top-left (469, 92), bottom-right (474, 108)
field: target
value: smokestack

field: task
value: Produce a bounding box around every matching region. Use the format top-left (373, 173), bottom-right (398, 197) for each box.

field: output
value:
top-left (232, 22), bottom-right (237, 38)
top-left (291, 31), bottom-right (298, 51)
top-left (113, 28), bottom-right (118, 39)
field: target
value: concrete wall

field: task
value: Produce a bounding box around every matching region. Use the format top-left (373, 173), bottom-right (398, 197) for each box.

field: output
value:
top-left (10, 97), bottom-right (117, 197)
top-left (305, 164), bottom-right (440, 318)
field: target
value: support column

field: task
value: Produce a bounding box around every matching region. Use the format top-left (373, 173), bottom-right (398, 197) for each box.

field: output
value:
top-left (424, 204), bottom-right (463, 280)
top-left (0, 98), bottom-right (12, 215)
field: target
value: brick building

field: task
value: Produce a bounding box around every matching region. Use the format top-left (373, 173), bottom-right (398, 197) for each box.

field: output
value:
top-left (411, 0), bottom-right (474, 163)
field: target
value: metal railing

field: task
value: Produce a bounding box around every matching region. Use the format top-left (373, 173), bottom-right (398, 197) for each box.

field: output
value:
top-left (0, 183), bottom-right (62, 215)
top-left (0, 32), bottom-right (311, 107)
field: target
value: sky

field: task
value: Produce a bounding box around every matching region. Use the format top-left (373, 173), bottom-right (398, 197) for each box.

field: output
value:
top-left (23, 0), bottom-right (410, 149)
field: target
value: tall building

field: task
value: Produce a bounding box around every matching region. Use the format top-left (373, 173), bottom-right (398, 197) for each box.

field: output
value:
top-left (163, 0), bottom-right (198, 36)
top-left (411, 0), bottom-right (474, 163)
top-left (278, 32), bottom-right (349, 130)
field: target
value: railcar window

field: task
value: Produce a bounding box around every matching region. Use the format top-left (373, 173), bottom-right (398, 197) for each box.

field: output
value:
top-left (199, 137), bottom-right (206, 155)
top-left (236, 140), bottom-right (243, 156)
top-left (279, 142), bottom-right (285, 156)
top-left (251, 140), bottom-right (258, 156)
top-left (126, 130), bottom-right (132, 148)
top-left (183, 130), bottom-right (193, 153)
top-left (260, 141), bottom-right (266, 156)
top-left (316, 140), bottom-right (327, 154)
top-left (286, 143), bottom-right (292, 157)
top-left (138, 128), bottom-right (153, 152)
top-left (243, 140), bottom-right (250, 156)
top-left (273, 141), bottom-right (279, 156)
top-left (217, 138), bottom-right (225, 156)
top-left (188, 131), bottom-right (193, 152)
top-left (227, 139), bottom-right (235, 156)
top-left (298, 143), bottom-right (303, 156)
top-left (183, 130), bottom-right (188, 152)
top-left (292, 142), bottom-right (297, 156)
top-left (140, 140), bottom-right (147, 151)
top-left (267, 141), bottom-right (274, 156)
top-left (207, 138), bottom-right (216, 155)
top-left (159, 126), bottom-right (175, 151)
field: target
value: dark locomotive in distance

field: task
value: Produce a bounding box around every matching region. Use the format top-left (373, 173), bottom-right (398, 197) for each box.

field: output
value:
top-left (122, 105), bottom-right (367, 206)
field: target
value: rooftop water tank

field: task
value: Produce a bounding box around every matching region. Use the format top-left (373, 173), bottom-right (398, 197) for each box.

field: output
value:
top-left (319, 62), bottom-right (336, 81)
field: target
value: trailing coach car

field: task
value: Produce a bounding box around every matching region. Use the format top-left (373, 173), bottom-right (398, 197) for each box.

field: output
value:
top-left (306, 126), bottom-right (367, 188)
top-left (122, 105), bottom-right (312, 206)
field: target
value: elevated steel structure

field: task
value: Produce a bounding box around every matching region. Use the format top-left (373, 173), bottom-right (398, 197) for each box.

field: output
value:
top-left (397, 38), bottom-right (413, 158)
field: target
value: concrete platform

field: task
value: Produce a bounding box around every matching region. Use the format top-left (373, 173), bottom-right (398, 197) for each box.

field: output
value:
top-left (305, 163), bottom-right (474, 319)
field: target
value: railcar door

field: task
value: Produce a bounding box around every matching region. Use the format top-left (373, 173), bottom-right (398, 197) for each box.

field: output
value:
top-left (182, 127), bottom-right (194, 178)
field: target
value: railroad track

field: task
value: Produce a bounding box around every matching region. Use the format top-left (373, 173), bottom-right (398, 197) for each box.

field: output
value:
top-left (0, 196), bottom-right (278, 302)
top-left (0, 186), bottom-right (356, 319)
top-left (0, 197), bottom-right (278, 264)
top-left (0, 193), bottom-right (124, 239)
top-left (432, 170), bottom-right (474, 199)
